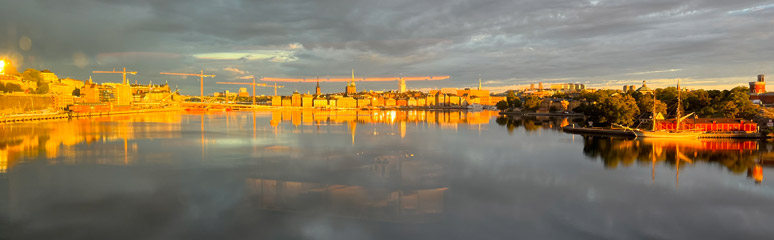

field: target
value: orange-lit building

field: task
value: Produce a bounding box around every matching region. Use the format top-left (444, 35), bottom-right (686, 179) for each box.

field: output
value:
top-left (656, 118), bottom-right (758, 132)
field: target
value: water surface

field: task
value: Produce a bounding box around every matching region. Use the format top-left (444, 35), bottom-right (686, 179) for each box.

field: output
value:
top-left (1, 110), bottom-right (773, 239)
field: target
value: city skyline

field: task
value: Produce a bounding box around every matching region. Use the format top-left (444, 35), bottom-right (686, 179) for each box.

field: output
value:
top-left (1, 0), bottom-right (773, 95)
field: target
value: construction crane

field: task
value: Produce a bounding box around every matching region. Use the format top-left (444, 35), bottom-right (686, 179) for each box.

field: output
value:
top-left (217, 77), bottom-right (268, 105)
top-left (93, 67), bottom-right (137, 85)
top-left (272, 82), bottom-right (284, 96)
top-left (160, 70), bottom-right (215, 98)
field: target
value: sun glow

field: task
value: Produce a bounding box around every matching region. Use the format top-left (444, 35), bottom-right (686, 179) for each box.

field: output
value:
top-left (0, 60), bottom-right (5, 74)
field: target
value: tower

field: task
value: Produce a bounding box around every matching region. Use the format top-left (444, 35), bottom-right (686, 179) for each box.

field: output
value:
top-left (478, 75), bottom-right (482, 90)
top-left (315, 77), bottom-right (321, 96)
top-left (345, 69), bottom-right (357, 96)
top-left (398, 77), bottom-right (406, 93)
top-left (750, 74), bottom-right (765, 94)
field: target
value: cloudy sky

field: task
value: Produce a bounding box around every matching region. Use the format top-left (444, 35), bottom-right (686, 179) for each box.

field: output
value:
top-left (1, 0), bottom-right (773, 95)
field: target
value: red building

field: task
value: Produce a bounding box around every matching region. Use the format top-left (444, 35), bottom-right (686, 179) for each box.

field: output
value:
top-left (750, 74), bottom-right (765, 94)
top-left (656, 118), bottom-right (758, 132)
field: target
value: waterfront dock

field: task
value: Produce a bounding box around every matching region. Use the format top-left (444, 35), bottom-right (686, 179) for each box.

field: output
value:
top-left (562, 125), bottom-right (635, 137)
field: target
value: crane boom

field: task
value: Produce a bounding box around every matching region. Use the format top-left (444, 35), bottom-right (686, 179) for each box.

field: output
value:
top-left (261, 76), bottom-right (449, 83)
top-left (160, 70), bottom-right (214, 98)
top-left (216, 79), bottom-right (283, 104)
top-left (93, 67), bottom-right (137, 85)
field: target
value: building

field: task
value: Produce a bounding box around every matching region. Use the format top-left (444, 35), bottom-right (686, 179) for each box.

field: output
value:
top-left (356, 98), bottom-right (370, 108)
top-left (345, 81), bottom-right (356, 96)
top-left (656, 118), bottom-right (757, 132)
top-left (385, 98), bottom-right (397, 107)
top-left (337, 97), bottom-right (356, 108)
top-left (398, 77), bottom-right (406, 93)
top-left (40, 70), bottom-right (58, 83)
top-left (551, 83), bottom-right (587, 92)
top-left (315, 80), bottom-right (321, 96)
top-left (302, 94), bottom-right (314, 107)
top-left (635, 81), bottom-right (653, 94)
top-left (52, 94), bottom-right (74, 110)
top-left (750, 74), bottom-right (765, 94)
top-left (238, 87), bottom-right (249, 97)
top-left (313, 97), bottom-right (328, 108)
top-left (291, 92), bottom-right (302, 107)
top-left (271, 96), bottom-right (282, 106)
top-left (80, 82), bottom-right (101, 103)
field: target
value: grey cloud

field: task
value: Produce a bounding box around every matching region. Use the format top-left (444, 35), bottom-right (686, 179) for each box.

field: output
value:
top-left (0, 0), bottom-right (772, 94)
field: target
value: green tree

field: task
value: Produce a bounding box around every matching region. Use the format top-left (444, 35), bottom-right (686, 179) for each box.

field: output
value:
top-left (22, 69), bottom-right (43, 84)
top-left (578, 92), bottom-right (640, 126)
top-left (729, 86), bottom-right (758, 119)
top-left (36, 84), bottom-right (49, 94)
top-left (506, 91), bottom-right (521, 108)
top-left (495, 100), bottom-right (509, 111)
top-left (718, 101), bottom-right (738, 118)
top-left (636, 95), bottom-right (667, 116)
top-left (523, 96), bottom-right (542, 111)
top-left (5, 83), bottom-right (22, 92)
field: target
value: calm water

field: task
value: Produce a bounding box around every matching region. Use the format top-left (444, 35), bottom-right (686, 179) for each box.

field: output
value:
top-left (1, 110), bottom-right (773, 239)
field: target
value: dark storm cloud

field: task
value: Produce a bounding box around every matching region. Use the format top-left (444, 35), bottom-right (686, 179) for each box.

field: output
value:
top-left (1, 0), bottom-right (773, 94)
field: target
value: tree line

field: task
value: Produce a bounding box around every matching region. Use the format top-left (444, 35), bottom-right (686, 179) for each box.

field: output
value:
top-left (496, 86), bottom-right (759, 127)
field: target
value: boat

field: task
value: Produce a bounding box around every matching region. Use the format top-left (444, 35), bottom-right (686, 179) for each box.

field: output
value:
top-left (633, 130), bottom-right (701, 138)
top-left (632, 79), bottom-right (702, 139)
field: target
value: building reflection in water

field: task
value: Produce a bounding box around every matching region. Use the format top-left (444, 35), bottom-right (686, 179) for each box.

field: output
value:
top-left (0, 109), bottom-right (484, 224)
top-left (0, 113), bottom-right (182, 172)
top-left (581, 136), bottom-right (768, 184)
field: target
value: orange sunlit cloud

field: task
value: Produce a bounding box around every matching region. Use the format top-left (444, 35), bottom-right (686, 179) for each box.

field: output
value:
top-left (261, 76), bottom-right (450, 82)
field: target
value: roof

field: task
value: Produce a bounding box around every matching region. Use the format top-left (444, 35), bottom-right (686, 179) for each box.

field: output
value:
top-left (659, 118), bottom-right (754, 124)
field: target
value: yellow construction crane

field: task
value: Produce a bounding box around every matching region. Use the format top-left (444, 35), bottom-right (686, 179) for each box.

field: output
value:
top-left (272, 82), bottom-right (284, 96)
top-left (93, 67), bottom-right (137, 85)
top-left (160, 70), bottom-right (215, 98)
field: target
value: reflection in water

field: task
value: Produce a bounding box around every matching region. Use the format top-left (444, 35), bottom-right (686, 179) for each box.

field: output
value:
top-left (495, 115), bottom-right (580, 134)
top-left (245, 178), bottom-right (445, 223)
top-left (0, 112), bottom-right (182, 171)
top-left (2, 110), bottom-right (774, 239)
top-left (582, 136), bottom-right (766, 184)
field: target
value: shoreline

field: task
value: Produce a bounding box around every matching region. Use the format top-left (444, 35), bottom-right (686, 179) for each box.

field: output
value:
top-left (0, 107), bottom-right (182, 124)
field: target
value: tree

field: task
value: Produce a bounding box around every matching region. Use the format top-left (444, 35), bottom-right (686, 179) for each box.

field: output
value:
top-left (560, 100), bottom-right (570, 111)
top-left (506, 91), bottom-right (521, 108)
top-left (495, 100), bottom-right (509, 111)
top-left (72, 88), bottom-right (81, 96)
top-left (523, 96), bottom-right (542, 111)
top-left (5, 83), bottom-right (22, 92)
top-left (22, 69), bottom-right (43, 84)
top-left (718, 101), bottom-right (738, 118)
top-left (636, 95), bottom-right (667, 116)
top-left (36, 84), bottom-right (49, 94)
top-left (577, 92), bottom-right (640, 126)
top-left (729, 86), bottom-right (758, 119)
top-left (549, 106), bottom-right (558, 112)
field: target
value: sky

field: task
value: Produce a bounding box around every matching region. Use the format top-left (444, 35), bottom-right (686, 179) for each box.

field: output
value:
top-left (1, 0), bottom-right (773, 95)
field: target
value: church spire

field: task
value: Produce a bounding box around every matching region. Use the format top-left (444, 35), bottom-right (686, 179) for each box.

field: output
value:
top-left (478, 74), bottom-right (482, 90)
top-left (315, 76), bottom-right (321, 96)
